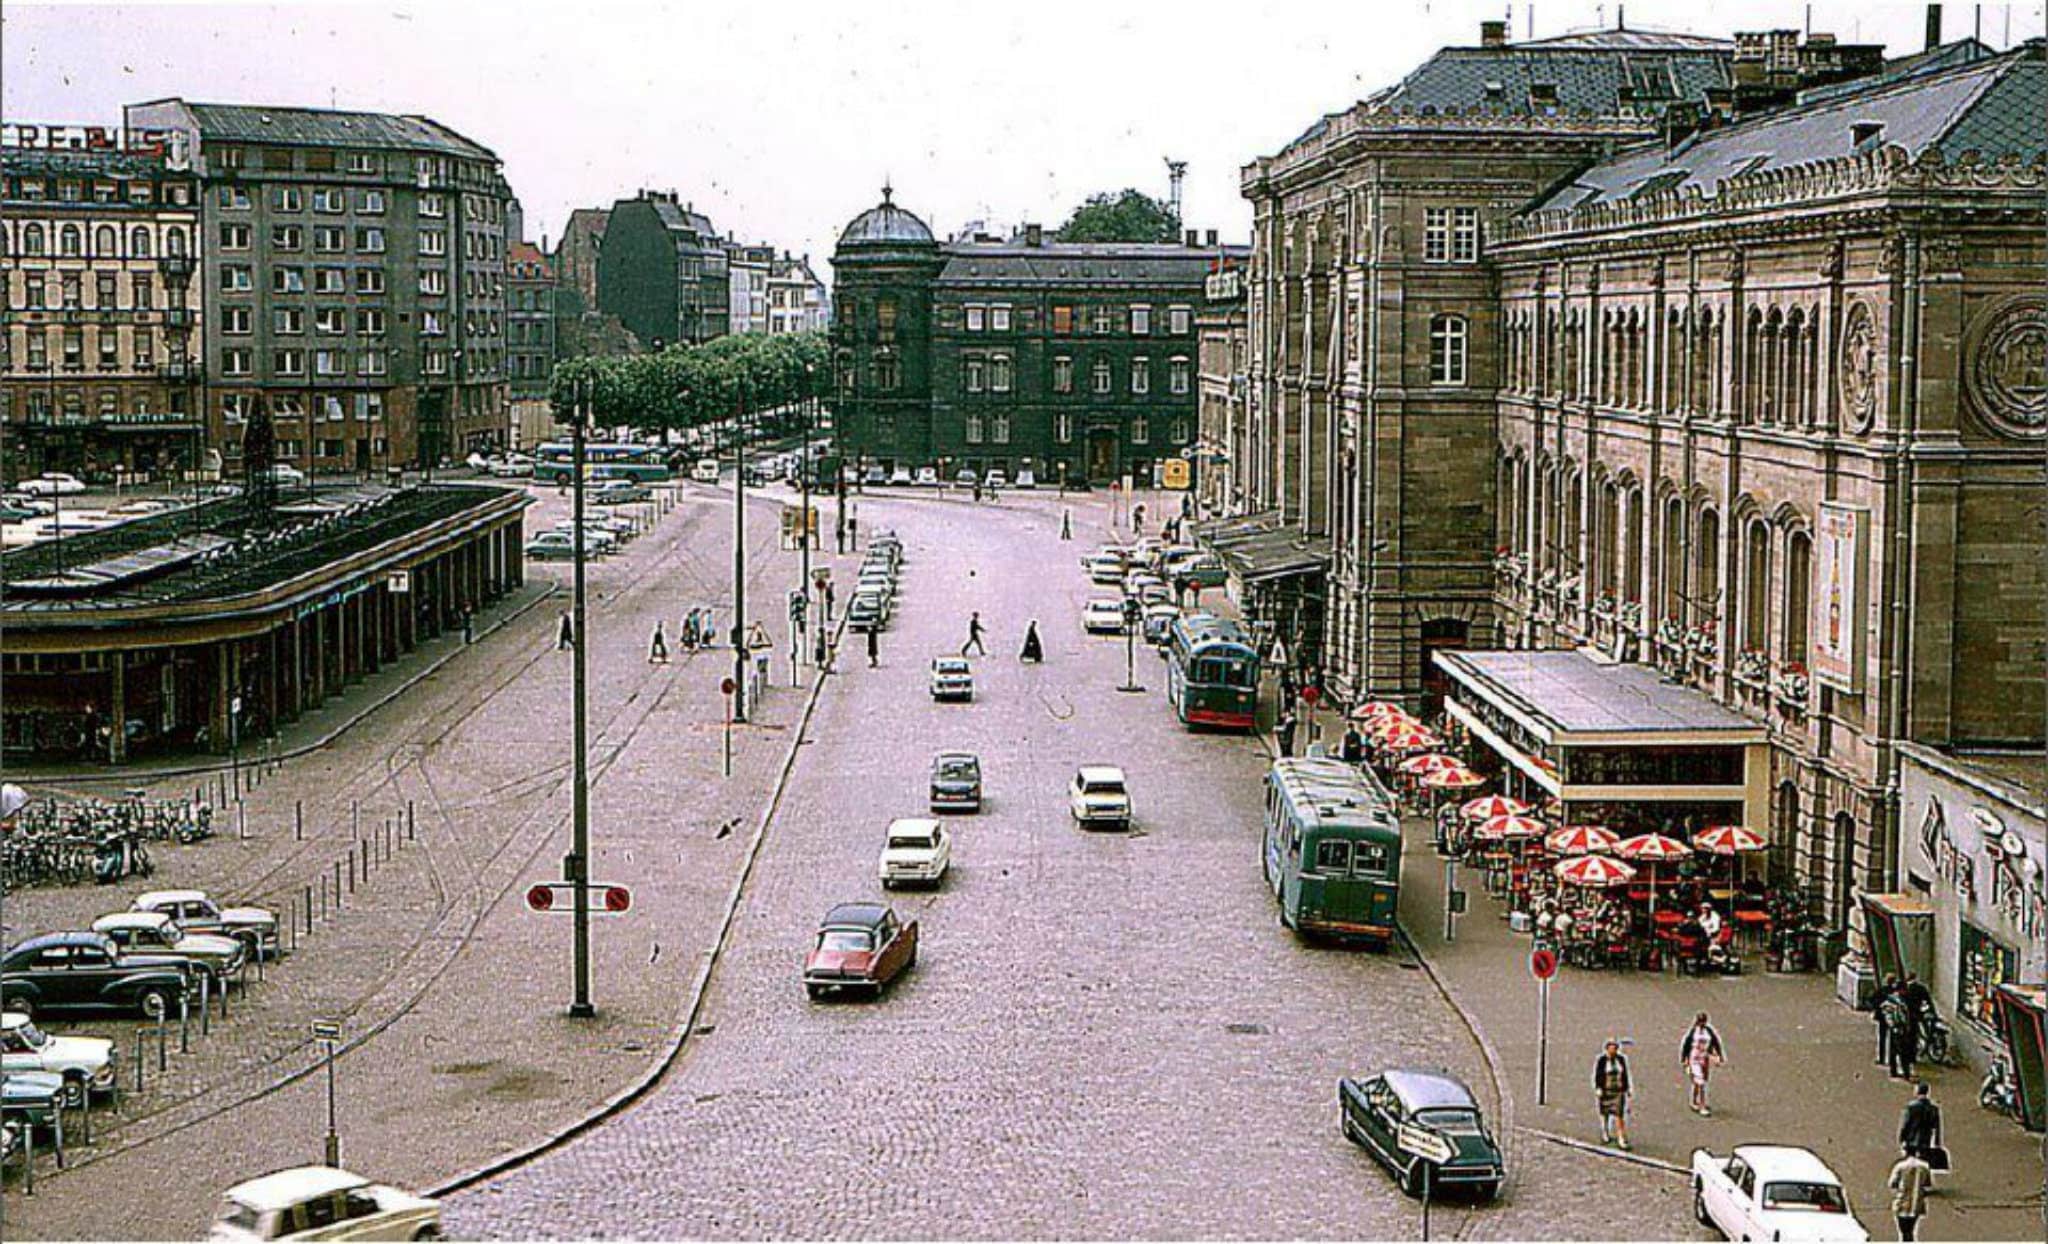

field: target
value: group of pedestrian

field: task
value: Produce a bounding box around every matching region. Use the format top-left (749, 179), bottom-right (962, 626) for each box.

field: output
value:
top-left (1876, 973), bottom-right (1934, 1080)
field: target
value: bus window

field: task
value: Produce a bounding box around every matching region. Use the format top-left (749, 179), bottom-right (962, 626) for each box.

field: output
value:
top-left (1353, 842), bottom-right (1392, 877)
top-left (1314, 839), bottom-right (1351, 875)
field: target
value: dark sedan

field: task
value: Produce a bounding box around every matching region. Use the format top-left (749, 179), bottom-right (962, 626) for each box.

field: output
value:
top-left (929, 751), bottom-right (983, 813)
top-left (1, 932), bottom-right (192, 1019)
top-left (1339, 1069), bottom-right (1504, 1200)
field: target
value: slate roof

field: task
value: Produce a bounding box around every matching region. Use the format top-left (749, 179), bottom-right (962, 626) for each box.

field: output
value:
top-left (646, 197), bottom-right (716, 239)
top-left (1364, 37), bottom-right (1732, 117)
top-left (136, 99), bottom-right (495, 160)
top-left (1436, 650), bottom-right (1764, 739)
top-left (840, 195), bottom-right (936, 247)
top-left (937, 243), bottom-right (1244, 288)
top-left (1, 148), bottom-right (177, 180)
top-left (1536, 43), bottom-right (2047, 211)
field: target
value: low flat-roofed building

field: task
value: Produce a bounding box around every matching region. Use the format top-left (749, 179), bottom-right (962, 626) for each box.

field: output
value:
top-left (1, 482), bottom-right (528, 763)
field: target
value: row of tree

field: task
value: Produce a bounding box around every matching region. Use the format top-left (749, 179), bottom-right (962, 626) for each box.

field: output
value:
top-left (550, 331), bottom-right (830, 432)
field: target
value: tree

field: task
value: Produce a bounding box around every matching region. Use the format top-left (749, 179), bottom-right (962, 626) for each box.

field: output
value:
top-left (548, 330), bottom-right (831, 436)
top-left (1055, 189), bottom-right (1178, 244)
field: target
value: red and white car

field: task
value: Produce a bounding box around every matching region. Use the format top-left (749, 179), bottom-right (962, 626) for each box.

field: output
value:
top-left (803, 903), bottom-right (918, 1000)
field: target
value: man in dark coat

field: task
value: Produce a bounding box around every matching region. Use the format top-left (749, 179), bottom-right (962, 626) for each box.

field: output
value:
top-left (1899, 1081), bottom-right (1943, 1166)
top-left (1875, 976), bottom-right (1900, 1066)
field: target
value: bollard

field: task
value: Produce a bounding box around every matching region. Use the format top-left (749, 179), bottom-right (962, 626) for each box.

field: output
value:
top-left (333, 859), bottom-right (343, 908)
top-left (348, 848), bottom-right (357, 893)
top-left (22, 1115), bottom-right (34, 1194)
top-left (406, 799), bottom-right (415, 841)
top-left (179, 991), bottom-right (190, 1053)
top-left (351, 800), bottom-right (360, 841)
top-left (237, 800), bottom-right (248, 841)
top-left (304, 885), bottom-right (314, 934)
top-left (156, 1008), bottom-right (168, 1072)
top-left (77, 1081), bottom-right (92, 1147)
top-left (133, 1028), bottom-right (146, 1093)
top-left (199, 972), bottom-right (211, 1037)
top-left (52, 1102), bottom-right (65, 1169)
top-left (219, 967), bottom-right (229, 1020)
top-left (296, 799), bottom-right (304, 841)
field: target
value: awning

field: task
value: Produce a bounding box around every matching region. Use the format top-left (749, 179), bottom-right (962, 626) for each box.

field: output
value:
top-left (1188, 508), bottom-right (1285, 547)
top-left (1435, 648), bottom-right (1765, 746)
top-left (1216, 527), bottom-right (1329, 584)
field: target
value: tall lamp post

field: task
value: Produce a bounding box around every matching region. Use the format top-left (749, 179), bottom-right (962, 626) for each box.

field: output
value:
top-left (731, 377), bottom-right (750, 723)
top-left (800, 363), bottom-right (815, 624)
top-left (565, 377), bottom-right (594, 1018)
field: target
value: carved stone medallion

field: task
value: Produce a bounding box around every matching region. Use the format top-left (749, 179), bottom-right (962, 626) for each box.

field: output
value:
top-left (1839, 300), bottom-right (1880, 432)
top-left (1966, 295), bottom-right (2048, 438)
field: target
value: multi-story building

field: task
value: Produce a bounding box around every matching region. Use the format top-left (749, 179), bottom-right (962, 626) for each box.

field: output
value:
top-left (832, 189), bottom-right (1241, 485)
top-left (552, 206), bottom-right (608, 314)
top-left (1195, 259), bottom-right (1247, 515)
top-left (0, 123), bottom-right (204, 484)
top-left (767, 253), bottom-right (829, 334)
top-left (725, 240), bottom-right (773, 335)
top-left (122, 98), bottom-right (513, 472)
top-left (506, 239), bottom-right (557, 448)
top-left (595, 190), bottom-right (728, 349)
top-left (1221, 17), bottom-right (2047, 933)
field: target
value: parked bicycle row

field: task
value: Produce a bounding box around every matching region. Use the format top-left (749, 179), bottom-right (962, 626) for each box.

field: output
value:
top-left (0, 797), bottom-right (215, 891)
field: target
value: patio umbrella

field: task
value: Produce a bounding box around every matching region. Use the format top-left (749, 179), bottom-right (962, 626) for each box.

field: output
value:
top-left (1693, 824), bottom-right (1768, 913)
top-left (1373, 726), bottom-right (1440, 752)
top-left (1365, 712), bottom-right (1421, 737)
top-left (1461, 794), bottom-right (1530, 822)
top-left (1556, 855), bottom-right (1638, 888)
top-left (1420, 767), bottom-right (1485, 790)
top-left (1475, 813), bottom-right (1546, 841)
top-left (1545, 824), bottom-right (1619, 856)
top-left (1397, 752), bottom-right (1464, 776)
top-left (1352, 701), bottom-right (1407, 721)
top-left (1616, 833), bottom-right (1692, 923)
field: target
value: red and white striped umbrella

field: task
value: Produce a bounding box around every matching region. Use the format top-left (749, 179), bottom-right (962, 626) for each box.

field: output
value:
top-left (1421, 767), bottom-right (1486, 790)
top-left (1475, 813), bottom-right (1547, 841)
top-left (1555, 855), bottom-right (1638, 888)
top-left (1615, 833), bottom-right (1692, 862)
top-left (1374, 726), bottom-right (1440, 752)
top-left (1352, 700), bottom-right (1407, 721)
top-left (1365, 711), bottom-right (1421, 735)
top-left (1693, 824), bottom-right (1767, 856)
top-left (1461, 794), bottom-right (1531, 822)
top-left (1544, 824), bottom-right (1619, 856)
top-left (1397, 752), bottom-right (1465, 777)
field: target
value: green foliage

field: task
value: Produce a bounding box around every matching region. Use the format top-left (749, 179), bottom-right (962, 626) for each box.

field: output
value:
top-left (548, 331), bottom-right (830, 433)
top-left (1055, 189), bottom-right (1178, 244)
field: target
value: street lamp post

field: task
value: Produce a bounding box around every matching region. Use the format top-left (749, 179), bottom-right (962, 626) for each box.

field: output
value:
top-left (732, 378), bottom-right (750, 724)
top-left (566, 379), bottom-right (594, 1018)
top-left (800, 364), bottom-right (815, 640)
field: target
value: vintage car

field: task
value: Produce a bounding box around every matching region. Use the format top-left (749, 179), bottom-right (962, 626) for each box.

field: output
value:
top-left (1142, 603), bottom-right (1181, 645)
top-left (1085, 555), bottom-right (1127, 586)
top-left (132, 891), bottom-right (281, 960)
top-left (590, 479), bottom-right (651, 506)
top-left (928, 751), bottom-right (983, 813)
top-left (803, 902), bottom-right (918, 1000)
top-left (523, 530), bottom-right (580, 562)
top-left (1082, 598), bottom-right (1127, 635)
top-left (210, 1166), bottom-right (442, 1242)
top-left (1171, 554), bottom-right (1230, 591)
top-left (2, 1010), bottom-right (117, 1105)
top-left (93, 911), bottom-right (247, 983)
top-left (1339, 1069), bottom-right (1505, 1200)
top-left (1692, 1145), bottom-right (1868, 1242)
top-left (1069, 766), bottom-right (1133, 831)
top-left (929, 657), bottom-right (974, 702)
top-left (914, 466), bottom-right (939, 487)
top-left (878, 818), bottom-right (951, 889)
top-left (847, 590), bottom-right (889, 633)
top-left (18, 472), bottom-right (87, 497)
top-left (1, 1070), bottom-right (66, 1134)
top-left (0, 932), bottom-right (192, 1019)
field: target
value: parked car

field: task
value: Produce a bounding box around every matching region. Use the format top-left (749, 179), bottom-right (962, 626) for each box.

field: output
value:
top-left (929, 657), bottom-right (974, 702)
top-left (888, 465), bottom-right (914, 486)
top-left (0, 501), bottom-right (45, 522)
top-left (132, 890), bottom-right (280, 961)
top-left (929, 751), bottom-right (983, 813)
top-left (1, 1071), bottom-right (66, 1135)
top-left (1, 1011), bottom-right (116, 1105)
top-left (209, 1166), bottom-right (442, 1242)
top-left (18, 473), bottom-right (86, 497)
top-left (692, 458), bottom-right (721, 484)
top-left (1014, 467), bottom-right (1037, 489)
top-left (848, 591), bottom-right (887, 633)
top-left (1069, 766), bottom-right (1132, 830)
top-left (2, 493), bottom-right (55, 516)
top-left (1123, 571), bottom-right (1167, 600)
top-left (914, 466), bottom-right (939, 487)
top-left (262, 464), bottom-right (308, 488)
top-left (0, 932), bottom-right (191, 1019)
top-left (1142, 603), bottom-right (1181, 645)
top-left (878, 818), bottom-right (951, 889)
top-left (1082, 598), bottom-right (1127, 635)
top-left (590, 479), bottom-right (651, 506)
top-left (1339, 1069), bottom-right (1505, 1200)
top-left (953, 468), bottom-right (977, 488)
top-left (93, 911), bottom-right (247, 983)
top-left (862, 464), bottom-right (888, 486)
top-left (1172, 554), bottom-right (1229, 591)
top-left (487, 454), bottom-right (534, 478)
top-left (524, 531), bottom-right (579, 562)
top-left (1692, 1145), bottom-right (1867, 1242)
top-left (1085, 555), bottom-right (1126, 586)
top-left (547, 522), bottom-right (617, 554)
top-left (803, 902), bottom-right (918, 1000)
top-left (984, 468), bottom-right (1007, 489)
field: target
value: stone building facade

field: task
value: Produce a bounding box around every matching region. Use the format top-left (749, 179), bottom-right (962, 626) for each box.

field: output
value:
top-left (768, 254), bottom-right (829, 334)
top-left (506, 240), bottom-right (557, 448)
top-left (1195, 261), bottom-right (1247, 515)
top-left (552, 207), bottom-right (608, 314)
top-left (596, 190), bottom-right (728, 349)
top-left (121, 99), bottom-right (513, 471)
top-left (0, 124), bottom-right (204, 484)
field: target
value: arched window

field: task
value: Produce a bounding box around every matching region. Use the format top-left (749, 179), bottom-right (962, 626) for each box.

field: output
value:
top-left (60, 224), bottom-right (82, 256)
top-left (24, 223), bottom-right (47, 256)
top-left (1429, 314), bottom-right (1468, 386)
top-left (1784, 528), bottom-right (1812, 667)
top-left (1665, 308), bottom-right (1686, 411)
top-left (94, 224), bottom-right (117, 256)
top-left (1622, 486), bottom-right (1644, 604)
top-left (1562, 469), bottom-right (1583, 578)
top-left (130, 225), bottom-right (152, 258)
top-left (1743, 519), bottom-right (1771, 652)
top-left (1597, 480), bottom-right (1620, 596)
top-left (164, 226), bottom-right (187, 257)
top-left (1661, 495), bottom-right (1686, 618)
top-left (1694, 507), bottom-right (1721, 631)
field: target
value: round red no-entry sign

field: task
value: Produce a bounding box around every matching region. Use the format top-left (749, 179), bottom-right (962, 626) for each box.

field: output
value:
top-left (1301, 685), bottom-right (1322, 706)
top-left (526, 884), bottom-right (555, 913)
top-left (720, 676), bottom-right (737, 695)
top-left (1530, 947), bottom-right (1559, 981)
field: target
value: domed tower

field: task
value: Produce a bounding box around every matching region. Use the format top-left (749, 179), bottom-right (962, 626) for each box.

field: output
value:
top-left (830, 186), bottom-right (943, 472)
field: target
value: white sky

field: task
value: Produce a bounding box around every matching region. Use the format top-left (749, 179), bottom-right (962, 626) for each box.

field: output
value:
top-left (5, 0), bottom-right (2043, 278)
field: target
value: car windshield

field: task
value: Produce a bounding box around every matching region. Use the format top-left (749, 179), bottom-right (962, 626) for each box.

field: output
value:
top-left (888, 833), bottom-right (934, 850)
top-left (1413, 1106), bottom-right (1482, 1132)
top-left (13, 1020), bottom-right (48, 1048)
top-left (1761, 1181), bottom-right (1848, 1213)
top-left (935, 661), bottom-right (968, 674)
top-left (818, 929), bottom-right (874, 953)
top-left (1082, 778), bottom-right (1126, 794)
top-left (215, 1198), bottom-right (268, 1236)
top-left (936, 758), bottom-right (978, 781)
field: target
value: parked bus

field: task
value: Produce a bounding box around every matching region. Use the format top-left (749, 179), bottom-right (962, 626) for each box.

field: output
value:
top-left (532, 442), bottom-right (673, 484)
top-left (1165, 613), bottom-right (1260, 730)
top-left (1262, 758), bottom-right (1403, 945)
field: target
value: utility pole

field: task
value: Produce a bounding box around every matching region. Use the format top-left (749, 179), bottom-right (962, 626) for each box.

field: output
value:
top-left (800, 366), bottom-right (815, 629)
top-left (567, 380), bottom-right (594, 1018)
top-left (732, 379), bottom-right (750, 723)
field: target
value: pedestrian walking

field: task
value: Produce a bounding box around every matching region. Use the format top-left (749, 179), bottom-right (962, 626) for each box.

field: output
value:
top-left (865, 624), bottom-right (879, 668)
top-left (1340, 722), bottom-right (1364, 764)
top-left (1276, 709), bottom-right (1298, 758)
top-left (823, 582), bottom-right (836, 623)
top-left (461, 607), bottom-right (474, 645)
top-left (1883, 983), bottom-right (1919, 1080)
top-left (1679, 1011), bottom-right (1725, 1116)
top-left (1060, 509), bottom-right (1072, 541)
top-left (1875, 975), bottom-right (1901, 1067)
top-left (556, 611), bottom-right (575, 651)
top-left (848, 512), bottom-right (859, 547)
top-left (1888, 1146), bottom-right (1933, 1241)
top-left (648, 622), bottom-right (670, 664)
top-left (1899, 1081), bottom-right (1944, 1168)
top-left (1132, 503), bottom-right (1146, 535)
top-left (972, 480), bottom-right (983, 502)
top-left (1020, 620), bottom-right (1044, 663)
top-left (962, 611), bottom-right (987, 656)
top-left (1593, 1038), bottom-right (1633, 1149)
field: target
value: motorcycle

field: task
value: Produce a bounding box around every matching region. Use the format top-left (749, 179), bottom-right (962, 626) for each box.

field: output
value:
top-left (1981, 1050), bottom-right (2019, 1119)
top-left (1918, 1009), bottom-right (1954, 1067)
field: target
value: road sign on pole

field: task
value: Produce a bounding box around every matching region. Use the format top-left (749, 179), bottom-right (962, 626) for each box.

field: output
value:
top-left (1397, 1125), bottom-right (1452, 1240)
top-left (526, 882), bottom-right (631, 915)
top-left (1530, 947), bottom-right (1559, 980)
top-left (1531, 949), bottom-right (1557, 1107)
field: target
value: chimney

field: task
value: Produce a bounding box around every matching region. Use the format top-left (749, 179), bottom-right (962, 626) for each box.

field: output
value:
top-left (1205, 229), bottom-right (1218, 246)
top-left (1480, 19), bottom-right (1508, 47)
top-left (1925, 3), bottom-right (1942, 50)
top-left (1184, 228), bottom-right (1199, 247)
top-left (1851, 120), bottom-right (1885, 148)
top-left (1024, 222), bottom-right (1043, 247)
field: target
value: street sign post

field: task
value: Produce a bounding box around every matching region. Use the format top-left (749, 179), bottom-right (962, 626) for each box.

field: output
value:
top-left (720, 675), bottom-right (737, 777)
top-left (1531, 947), bottom-right (1559, 1104)
top-left (310, 1019), bottom-right (342, 1166)
top-left (526, 882), bottom-right (631, 915)
top-left (1397, 1124), bottom-right (1454, 1240)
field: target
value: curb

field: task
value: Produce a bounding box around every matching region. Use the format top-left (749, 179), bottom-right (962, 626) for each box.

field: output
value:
top-left (424, 607), bottom-right (850, 1199)
top-left (1518, 1125), bottom-right (1690, 1177)
top-left (1396, 921), bottom-right (1520, 1186)
top-left (19, 585), bottom-right (558, 787)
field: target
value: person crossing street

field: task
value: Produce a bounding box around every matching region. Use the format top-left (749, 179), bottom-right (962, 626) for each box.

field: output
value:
top-left (962, 611), bottom-right (987, 656)
top-left (648, 621), bottom-right (669, 664)
top-left (556, 611), bottom-right (575, 651)
top-left (1593, 1039), bottom-right (1633, 1150)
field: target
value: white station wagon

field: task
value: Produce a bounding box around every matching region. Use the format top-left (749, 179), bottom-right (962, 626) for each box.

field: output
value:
top-left (1692, 1144), bottom-right (1868, 1243)
top-left (1070, 766), bottom-right (1132, 831)
top-left (210, 1166), bottom-right (440, 1242)
top-left (2, 1010), bottom-right (116, 1105)
top-left (878, 817), bottom-right (951, 889)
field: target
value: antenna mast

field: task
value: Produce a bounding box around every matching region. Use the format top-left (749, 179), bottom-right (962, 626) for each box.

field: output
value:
top-left (1164, 158), bottom-right (1187, 229)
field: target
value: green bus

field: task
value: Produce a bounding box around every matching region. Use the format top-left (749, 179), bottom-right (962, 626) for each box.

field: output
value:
top-left (1262, 757), bottom-right (1403, 946)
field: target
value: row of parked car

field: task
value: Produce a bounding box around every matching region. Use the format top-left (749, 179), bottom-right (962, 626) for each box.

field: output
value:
top-left (846, 532), bottom-right (904, 633)
top-left (1079, 537), bottom-right (1227, 645)
top-left (523, 506), bottom-right (644, 562)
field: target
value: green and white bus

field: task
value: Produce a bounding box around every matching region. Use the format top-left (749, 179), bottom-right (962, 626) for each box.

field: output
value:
top-left (1262, 757), bottom-right (1403, 946)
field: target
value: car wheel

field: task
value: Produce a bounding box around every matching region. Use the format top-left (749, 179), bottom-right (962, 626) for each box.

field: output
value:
top-left (137, 985), bottom-right (175, 1020)
top-left (1693, 1182), bottom-right (1711, 1227)
top-left (61, 1073), bottom-right (87, 1109)
top-left (1399, 1160), bottom-right (1424, 1198)
top-left (1478, 1179), bottom-right (1501, 1202)
top-left (412, 1226), bottom-right (443, 1240)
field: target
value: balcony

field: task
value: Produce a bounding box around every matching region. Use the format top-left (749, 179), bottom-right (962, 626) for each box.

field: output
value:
top-left (159, 255), bottom-right (195, 280)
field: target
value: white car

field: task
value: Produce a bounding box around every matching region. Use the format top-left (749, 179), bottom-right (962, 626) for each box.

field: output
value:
top-left (1692, 1145), bottom-right (1868, 1243)
top-left (210, 1166), bottom-right (441, 1242)
top-left (1082, 598), bottom-right (1127, 635)
top-left (18, 473), bottom-right (86, 497)
top-left (888, 465), bottom-right (914, 486)
top-left (1085, 556), bottom-right (1126, 586)
top-left (984, 468), bottom-right (1008, 489)
top-left (2, 1011), bottom-right (116, 1105)
top-left (1070, 766), bottom-right (1132, 830)
top-left (930, 657), bottom-right (974, 702)
top-left (549, 522), bottom-right (617, 553)
top-left (263, 464), bottom-right (308, 487)
top-left (692, 458), bottom-right (721, 483)
top-left (1015, 467), bottom-right (1037, 489)
top-left (132, 890), bottom-right (280, 960)
top-left (878, 817), bottom-right (951, 889)
top-left (488, 454), bottom-right (534, 478)
top-left (93, 911), bottom-right (248, 983)
top-left (914, 466), bottom-right (939, 487)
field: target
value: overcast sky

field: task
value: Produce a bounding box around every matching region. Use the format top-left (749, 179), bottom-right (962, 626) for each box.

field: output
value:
top-left (6, 1), bottom-right (2042, 276)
